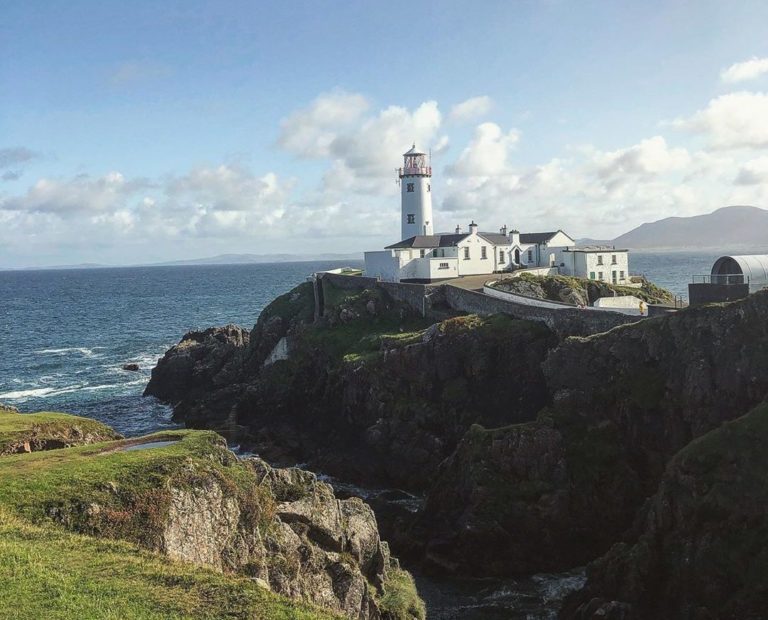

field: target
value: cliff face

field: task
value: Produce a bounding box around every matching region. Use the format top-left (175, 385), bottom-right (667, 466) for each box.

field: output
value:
top-left (562, 401), bottom-right (768, 620)
top-left (147, 277), bottom-right (768, 617)
top-left (146, 283), bottom-right (556, 490)
top-left (412, 291), bottom-right (768, 575)
top-left (0, 423), bottom-right (424, 619)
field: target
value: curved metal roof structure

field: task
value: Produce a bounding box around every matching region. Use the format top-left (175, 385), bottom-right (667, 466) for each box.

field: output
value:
top-left (711, 255), bottom-right (768, 290)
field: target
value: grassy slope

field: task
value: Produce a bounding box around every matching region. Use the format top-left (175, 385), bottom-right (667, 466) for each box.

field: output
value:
top-left (0, 426), bottom-right (339, 619)
top-left (0, 410), bottom-right (121, 454)
top-left (0, 508), bottom-right (336, 620)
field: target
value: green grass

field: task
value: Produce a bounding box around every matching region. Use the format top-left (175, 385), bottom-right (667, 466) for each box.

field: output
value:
top-left (377, 569), bottom-right (425, 620)
top-left (0, 429), bottom-right (273, 547)
top-left (0, 507), bottom-right (338, 620)
top-left (0, 410), bottom-right (121, 454)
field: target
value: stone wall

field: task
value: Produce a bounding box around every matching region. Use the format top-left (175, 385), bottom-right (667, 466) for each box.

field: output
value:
top-left (315, 271), bottom-right (641, 337)
top-left (444, 285), bottom-right (639, 337)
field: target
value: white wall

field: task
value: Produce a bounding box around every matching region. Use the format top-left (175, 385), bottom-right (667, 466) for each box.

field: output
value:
top-left (593, 295), bottom-right (644, 315)
top-left (400, 173), bottom-right (433, 239)
top-left (456, 233), bottom-right (498, 276)
top-left (364, 250), bottom-right (401, 282)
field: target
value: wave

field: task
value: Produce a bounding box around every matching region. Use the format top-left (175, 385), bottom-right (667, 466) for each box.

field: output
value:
top-left (35, 347), bottom-right (103, 357)
top-left (0, 376), bottom-right (147, 401)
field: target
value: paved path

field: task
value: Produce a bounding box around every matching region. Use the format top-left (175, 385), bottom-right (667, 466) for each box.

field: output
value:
top-left (445, 274), bottom-right (514, 291)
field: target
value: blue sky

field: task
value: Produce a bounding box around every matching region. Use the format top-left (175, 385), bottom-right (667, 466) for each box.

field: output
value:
top-left (2, 0), bottom-right (768, 267)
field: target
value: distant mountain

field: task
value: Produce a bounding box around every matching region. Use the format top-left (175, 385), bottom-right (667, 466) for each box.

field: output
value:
top-left (153, 252), bottom-right (363, 266)
top-left (612, 206), bottom-right (768, 251)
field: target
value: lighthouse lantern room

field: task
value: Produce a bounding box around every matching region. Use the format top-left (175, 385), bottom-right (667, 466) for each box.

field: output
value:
top-left (398, 144), bottom-right (434, 239)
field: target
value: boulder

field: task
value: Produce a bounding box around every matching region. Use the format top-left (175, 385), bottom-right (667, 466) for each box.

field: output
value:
top-left (122, 363), bottom-right (140, 372)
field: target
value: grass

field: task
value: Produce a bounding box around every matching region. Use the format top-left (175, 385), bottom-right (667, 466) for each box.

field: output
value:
top-left (0, 410), bottom-right (121, 455)
top-left (377, 569), bottom-right (425, 620)
top-left (0, 507), bottom-right (338, 620)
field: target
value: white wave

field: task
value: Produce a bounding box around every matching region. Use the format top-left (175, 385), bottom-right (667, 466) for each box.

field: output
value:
top-left (0, 386), bottom-right (60, 399)
top-left (35, 347), bottom-right (101, 357)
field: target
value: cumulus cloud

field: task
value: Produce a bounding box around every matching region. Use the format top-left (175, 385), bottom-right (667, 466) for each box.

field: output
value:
top-left (721, 57), bottom-right (768, 83)
top-left (277, 90), bottom-right (370, 158)
top-left (592, 136), bottom-right (691, 179)
top-left (672, 91), bottom-right (768, 149)
top-left (448, 122), bottom-right (520, 177)
top-left (734, 156), bottom-right (768, 185)
top-left (449, 96), bottom-right (493, 122)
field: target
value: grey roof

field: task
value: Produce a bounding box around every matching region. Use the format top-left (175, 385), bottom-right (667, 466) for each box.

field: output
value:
top-left (386, 232), bottom-right (516, 250)
top-left (519, 231), bottom-right (558, 244)
top-left (386, 234), bottom-right (465, 249)
top-left (478, 232), bottom-right (511, 245)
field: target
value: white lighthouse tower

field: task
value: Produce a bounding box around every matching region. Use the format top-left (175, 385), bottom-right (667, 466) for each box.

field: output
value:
top-left (399, 144), bottom-right (433, 239)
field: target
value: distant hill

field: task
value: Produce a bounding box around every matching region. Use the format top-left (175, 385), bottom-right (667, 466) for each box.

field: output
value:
top-left (612, 206), bottom-right (768, 251)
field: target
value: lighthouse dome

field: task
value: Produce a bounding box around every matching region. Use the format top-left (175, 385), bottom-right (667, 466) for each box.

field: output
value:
top-left (403, 143), bottom-right (427, 156)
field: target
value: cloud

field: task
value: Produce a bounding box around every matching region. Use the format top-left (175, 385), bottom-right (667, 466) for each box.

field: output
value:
top-left (1, 171), bottom-right (22, 182)
top-left (447, 122), bottom-right (520, 177)
top-left (2, 172), bottom-right (135, 215)
top-left (734, 156), bottom-right (768, 185)
top-left (0, 147), bottom-right (39, 169)
top-left (277, 90), bottom-right (370, 158)
top-left (449, 96), bottom-right (493, 123)
top-left (672, 91), bottom-right (768, 149)
top-left (592, 136), bottom-right (691, 179)
top-left (721, 57), bottom-right (768, 83)
top-left (110, 61), bottom-right (171, 86)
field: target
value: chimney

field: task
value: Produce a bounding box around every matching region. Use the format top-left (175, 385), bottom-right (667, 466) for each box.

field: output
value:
top-left (455, 224), bottom-right (461, 234)
top-left (500, 224), bottom-right (508, 236)
top-left (469, 221), bottom-right (478, 235)
top-left (510, 229), bottom-right (520, 245)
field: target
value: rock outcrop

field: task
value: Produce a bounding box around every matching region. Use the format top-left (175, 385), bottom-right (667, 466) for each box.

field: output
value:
top-left (411, 291), bottom-right (768, 575)
top-left (5, 426), bottom-right (423, 619)
top-left (562, 401), bottom-right (768, 619)
top-left (146, 284), bottom-right (556, 490)
top-left (0, 409), bottom-right (122, 455)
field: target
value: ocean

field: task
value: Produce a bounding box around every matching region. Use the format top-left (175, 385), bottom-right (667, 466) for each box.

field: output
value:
top-left (0, 251), bottom-right (736, 619)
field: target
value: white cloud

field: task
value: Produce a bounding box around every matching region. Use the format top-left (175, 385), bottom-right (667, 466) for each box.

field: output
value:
top-left (449, 96), bottom-right (493, 122)
top-left (672, 91), bottom-right (768, 149)
top-left (592, 136), bottom-right (691, 178)
top-left (721, 57), bottom-right (768, 83)
top-left (448, 122), bottom-right (520, 177)
top-left (734, 156), bottom-right (768, 185)
top-left (277, 90), bottom-right (370, 158)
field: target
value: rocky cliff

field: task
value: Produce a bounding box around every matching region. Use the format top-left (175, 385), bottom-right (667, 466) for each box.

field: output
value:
top-left (146, 282), bottom-right (556, 490)
top-left (0, 418), bottom-right (423, 619)
top-left (562, 400), bottom-right (768, 619)
top-left (413, 291), bottom-right (768, 575)
top-left (147, 276), bottom-right (768, 615)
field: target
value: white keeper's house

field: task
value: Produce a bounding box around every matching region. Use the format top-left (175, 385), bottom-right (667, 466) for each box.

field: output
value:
top-left (364, 145), bottom-right (630, 284)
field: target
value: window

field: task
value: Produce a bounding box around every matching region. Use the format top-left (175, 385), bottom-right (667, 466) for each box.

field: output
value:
top-left (612, 271), bottom-right (617, 284)
top-left (419, 249), bottom-right (425, 258)
top-left (589, 271), bottom-right (596, 280)
top-left (597, 255), bottom-right (604, 266)
top-left (620, 270), bottom-right (625, 280)
top-left (481, 246), bottom-right (487, 260)
top-left (439, 262), bottom-right (449, 270)
top-left (527, 249), bottom-right (533, 261)
top-left (611, 254), bottom-right (617, 265)
top-left (499, 250), bottom-right (505, 263)
top-left (407, 214), bottom-right (415, 224)
top-left (598, 271), bottom-right (604, 280)
top-left (463, 247), bottom-right (470, 260)
top-left (406, 183), bottom-right (414, 192)
top-left (427, 184), bottom-right (431, 192)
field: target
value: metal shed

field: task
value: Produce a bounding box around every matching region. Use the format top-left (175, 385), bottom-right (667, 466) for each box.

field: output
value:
top-left (711, 255), bottom-right (768, 291)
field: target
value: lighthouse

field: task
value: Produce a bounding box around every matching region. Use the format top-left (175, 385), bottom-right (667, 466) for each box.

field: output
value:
top-left (399, 144), bottom-right (433, 239)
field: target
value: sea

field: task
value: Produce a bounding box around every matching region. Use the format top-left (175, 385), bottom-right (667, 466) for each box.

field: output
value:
top-left (0, 251), bottom-right (740, 618)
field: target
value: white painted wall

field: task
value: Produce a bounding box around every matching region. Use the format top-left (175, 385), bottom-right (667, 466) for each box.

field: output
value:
top-left (364, 250), bottom-right (401, 282)
top-left (593, 295), bottom-right (644, 315)
top-left (401, 173), bottom-right (433, 239)
top-left (456, 233), bottom-right (499, 276)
